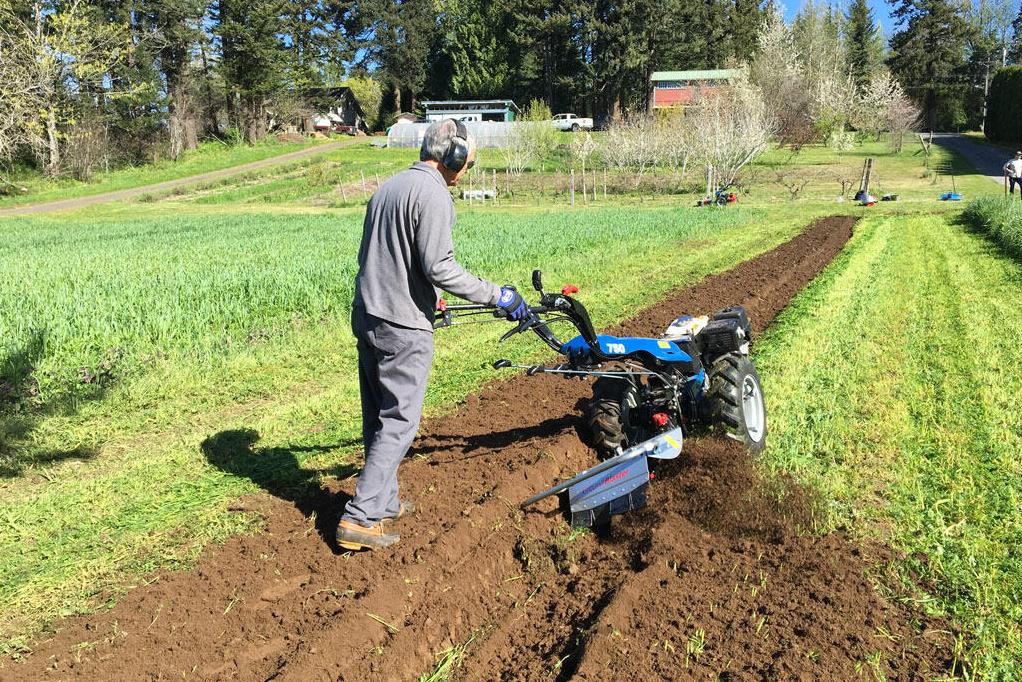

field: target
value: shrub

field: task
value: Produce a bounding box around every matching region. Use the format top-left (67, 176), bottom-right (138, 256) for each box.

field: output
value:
top-left (984, 66), bottom-right (1022, 144)
top-left (962, 197), bottom-right (1022, 260)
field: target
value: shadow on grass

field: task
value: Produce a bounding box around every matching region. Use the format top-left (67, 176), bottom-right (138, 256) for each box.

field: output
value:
top-left (201, 428), bottom-right (358, 551)
top-left (1, 329), bottom-right (101, 477)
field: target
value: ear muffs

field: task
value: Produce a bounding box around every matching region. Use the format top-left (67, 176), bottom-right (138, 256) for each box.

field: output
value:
top-left (442, 119), bottom-right (470, 173)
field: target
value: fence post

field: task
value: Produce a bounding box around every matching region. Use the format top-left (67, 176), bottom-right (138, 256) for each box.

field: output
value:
top-left (570, 169), bottom-right (575, 207)
top-left (360, 171), bottom-right (368, 201)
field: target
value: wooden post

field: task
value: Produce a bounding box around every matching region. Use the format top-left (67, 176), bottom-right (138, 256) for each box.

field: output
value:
top-left (570, 169), bottom-right (575, 206)
top-left (593, 170), bottom-right (597, 202)
top-left (340, 184), bottom-right (347, 203)
top-left (581, 167), bottom-right (587, 204)
top-left (492, 169), bottom-right (497, 203)
top-left (375, 173), bottom-right (381, 190)
top-left (603, 170), bottom-right (607, 199)
top-left (360, 171), bottom-right (368, 200)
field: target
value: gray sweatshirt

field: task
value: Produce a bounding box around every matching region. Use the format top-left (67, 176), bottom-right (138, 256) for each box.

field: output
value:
top-left (353, 162), bottom-right (501, 331)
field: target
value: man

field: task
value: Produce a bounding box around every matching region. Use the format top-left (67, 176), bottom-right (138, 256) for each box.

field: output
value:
top-left (1005, 151), bottom-right (1022, 198)
top-left (336, 119), bottom-right (528, 551)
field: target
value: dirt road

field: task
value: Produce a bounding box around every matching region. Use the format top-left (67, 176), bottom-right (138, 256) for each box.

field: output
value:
top-left (6, 216), bottom-right (954, 680)
top-left (0, 140), bottom-right (356, 218)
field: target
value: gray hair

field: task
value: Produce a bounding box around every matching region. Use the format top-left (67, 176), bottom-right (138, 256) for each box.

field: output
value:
top-left (420, 119), bottom-right (474, 163)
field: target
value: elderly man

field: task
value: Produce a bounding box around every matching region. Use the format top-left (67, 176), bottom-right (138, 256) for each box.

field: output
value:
top-left (337, 119), bottom-right (528, 551)
top-left (1005, 151), bottom-right (1022, 199)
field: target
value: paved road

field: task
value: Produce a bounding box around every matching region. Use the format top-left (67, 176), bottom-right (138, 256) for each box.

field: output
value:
top-left (0, 139), bottom-right (357, 217)
top-left (930, 133), bottom-right (1013, 186)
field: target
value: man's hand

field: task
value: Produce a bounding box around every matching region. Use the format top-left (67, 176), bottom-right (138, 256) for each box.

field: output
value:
top-left (497, 286), bottom-right (529, 320)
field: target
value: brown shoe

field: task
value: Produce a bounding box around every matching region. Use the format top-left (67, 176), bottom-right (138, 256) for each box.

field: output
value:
top-left (336, 519), bottom-right (400, 551)
top-left (394, 499), bottom-right (416, 520)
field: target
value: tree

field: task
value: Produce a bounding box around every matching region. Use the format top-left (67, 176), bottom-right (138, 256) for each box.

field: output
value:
top-left (887, 0), bottom-right (969, 130)
top-left (1, 0), bottom-right (131, 175)
top-left (688, 75), bottom-right (774, 188)
top-left (845, 0), bottom-right (883, 91)
top-left (214, 0), bottom-right (287, 143)
top-left (140, 0), bottom-right (207, 158)
top-left (1011, 4), bottom-right (1022, 63)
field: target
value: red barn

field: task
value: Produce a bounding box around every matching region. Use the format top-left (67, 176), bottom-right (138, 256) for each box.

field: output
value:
top-left (650, 69), bottom-right (743, 110)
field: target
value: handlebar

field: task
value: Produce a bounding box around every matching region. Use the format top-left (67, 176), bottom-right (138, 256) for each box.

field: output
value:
top-left (434, 269), bottom-right (611, 365)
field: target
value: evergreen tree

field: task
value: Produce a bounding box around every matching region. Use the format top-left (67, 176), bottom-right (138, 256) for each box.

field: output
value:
top-left (214, 0), bottom-right (287, 142)
top-left (845, 0), bottom-right (882, 91)
top-left (1012, 5), bottom-right (1022, 63)
top-left (138, 0), bottom-right (207, 158)
top-left (887, 0), bottom-right (969, 130)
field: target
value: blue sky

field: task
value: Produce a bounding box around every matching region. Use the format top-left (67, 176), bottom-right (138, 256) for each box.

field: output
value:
top-left (782, 0), bottom-right (899, 36)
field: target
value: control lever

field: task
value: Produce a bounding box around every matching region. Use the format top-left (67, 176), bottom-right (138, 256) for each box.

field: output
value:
top-left (492, 359), bottom-right (512, 369)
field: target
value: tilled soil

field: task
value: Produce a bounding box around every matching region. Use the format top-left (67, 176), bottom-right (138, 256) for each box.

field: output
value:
top-left (9, 215), bottom-right (953, 681)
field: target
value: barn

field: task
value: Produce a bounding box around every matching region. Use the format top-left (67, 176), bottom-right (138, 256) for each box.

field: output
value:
top-left (650, 69), bottom-right (743, 110)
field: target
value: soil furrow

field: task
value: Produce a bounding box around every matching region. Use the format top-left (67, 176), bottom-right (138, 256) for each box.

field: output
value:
top-left (9, 215), bottom-right (951, 681)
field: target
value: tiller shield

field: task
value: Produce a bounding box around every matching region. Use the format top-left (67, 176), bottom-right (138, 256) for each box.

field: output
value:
top-left (520, 428), bottom-right (683, 527)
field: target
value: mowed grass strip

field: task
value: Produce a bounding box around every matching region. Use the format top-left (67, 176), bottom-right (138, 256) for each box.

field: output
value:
top-left (0, 202), bottom-right (823, 654)
top-left (756, 213), bottom-right (1022, 678)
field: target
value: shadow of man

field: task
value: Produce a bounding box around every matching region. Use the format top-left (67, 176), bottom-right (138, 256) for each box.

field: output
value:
top-left (201, 428), bottom-right (358, 552)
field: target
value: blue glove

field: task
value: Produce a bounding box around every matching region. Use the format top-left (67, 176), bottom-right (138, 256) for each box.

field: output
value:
top-left (497, 286), bottom-right (529, 320)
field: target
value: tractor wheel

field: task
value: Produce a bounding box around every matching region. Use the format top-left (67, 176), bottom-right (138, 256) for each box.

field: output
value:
top-left (587, 377), bottom-right (644, 458)
top-left (708, 354), bottom-right (767, 453)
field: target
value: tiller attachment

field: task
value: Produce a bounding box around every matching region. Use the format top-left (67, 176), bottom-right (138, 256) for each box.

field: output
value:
top-left (520, 428), bottom-right (683, 527)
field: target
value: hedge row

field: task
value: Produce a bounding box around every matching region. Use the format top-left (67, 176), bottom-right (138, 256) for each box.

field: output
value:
top-left (985, 66), bottom-right (1022, 144)
top-left (962, 196), bottom-right (1022, 260)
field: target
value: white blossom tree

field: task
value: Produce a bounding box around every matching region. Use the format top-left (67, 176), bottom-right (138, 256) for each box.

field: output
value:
top-left (689, 76), bottom-right (776, 189)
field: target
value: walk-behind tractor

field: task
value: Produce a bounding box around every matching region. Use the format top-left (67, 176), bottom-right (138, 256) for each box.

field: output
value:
top-left (435, 271), bottom-right (767, 527)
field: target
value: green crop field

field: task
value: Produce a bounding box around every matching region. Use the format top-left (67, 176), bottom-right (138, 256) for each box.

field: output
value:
top-left (1, 133), bottom-right (1018, 679)
top-left (757, 212), bottom-right (1022, 678)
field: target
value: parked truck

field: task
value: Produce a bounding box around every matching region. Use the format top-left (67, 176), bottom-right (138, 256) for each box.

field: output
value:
top-left (552, 113), bottom-right (594, 132)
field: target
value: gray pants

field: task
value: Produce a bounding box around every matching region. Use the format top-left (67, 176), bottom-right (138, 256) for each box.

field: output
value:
top-left (342, 308), bottom-right (434, 526)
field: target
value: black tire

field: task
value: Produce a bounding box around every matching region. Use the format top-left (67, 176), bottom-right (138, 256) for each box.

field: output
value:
top-left (715, 194), bottom-right (728, 206)
top-left (587, 377), bottom-right (643, 458)
top-left (571, 123), bottom-right (580, 132)
top-left (707, 354), bottom-right (767, 453)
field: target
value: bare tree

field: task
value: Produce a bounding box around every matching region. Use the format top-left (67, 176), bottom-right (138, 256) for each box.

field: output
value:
top-left (774, 168), bottom-right (814, 200)
top-left (655, 111), bottom-right (692, 180)
top-left (500, 99), bottom-right (559, 177)
top-left (570, 130), bottom-right (599, 178)
top-left (885, 86), bottom-right (921, 153)
top-left (689, 76), bottom-right (775, 189)
top-left (601, 114), bottom-right (660, 183)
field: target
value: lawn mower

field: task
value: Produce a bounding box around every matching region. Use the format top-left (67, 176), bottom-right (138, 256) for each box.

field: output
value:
top-left (435, 270), bottom-right (767, 526)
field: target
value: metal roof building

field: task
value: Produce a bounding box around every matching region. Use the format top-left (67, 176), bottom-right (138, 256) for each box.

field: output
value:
top-left (421, 100), bottom-right (521, 123)
top-left (650, 69), bottom-right (744, 109)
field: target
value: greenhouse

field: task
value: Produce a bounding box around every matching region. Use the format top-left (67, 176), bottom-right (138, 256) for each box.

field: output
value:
top-left (387, 121), bottom-right (516, 149)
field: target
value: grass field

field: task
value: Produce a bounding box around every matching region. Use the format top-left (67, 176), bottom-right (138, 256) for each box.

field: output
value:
top-left (0, 137), bottom-right (326, 208)
top-left (757, 212), bottom-right (1022, 678)
top-left (0, 132), bottom-right (1017, 674)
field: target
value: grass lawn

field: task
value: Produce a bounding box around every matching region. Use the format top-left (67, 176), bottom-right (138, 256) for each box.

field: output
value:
top-left (757, 212), bottom-right (1022, 679)
top-left (0, 137), bottom-right (328, 208)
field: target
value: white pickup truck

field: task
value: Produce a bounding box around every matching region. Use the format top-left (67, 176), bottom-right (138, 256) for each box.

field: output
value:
top-left (551, 113), bottom-right (594, 132)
